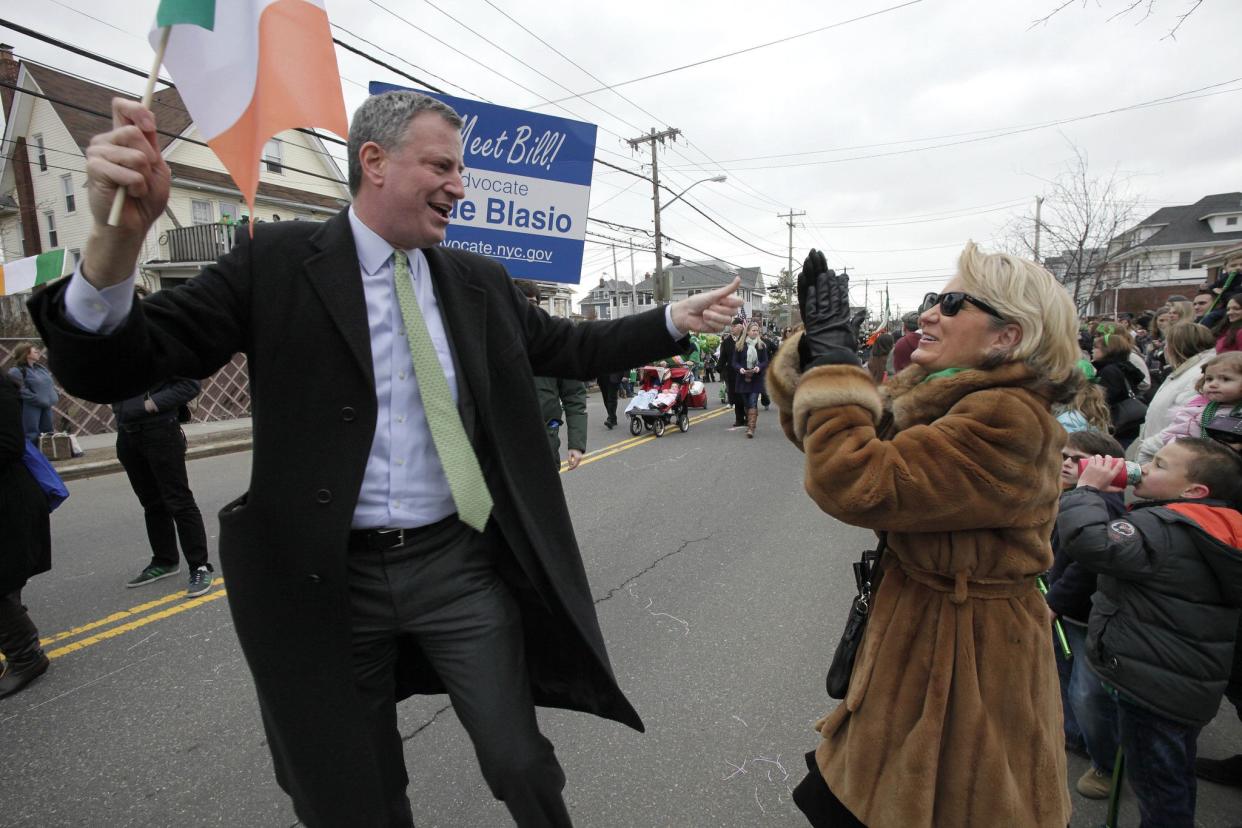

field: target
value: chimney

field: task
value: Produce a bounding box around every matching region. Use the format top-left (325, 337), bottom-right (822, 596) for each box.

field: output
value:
top-left (0, 44), bottom-right (16, 115)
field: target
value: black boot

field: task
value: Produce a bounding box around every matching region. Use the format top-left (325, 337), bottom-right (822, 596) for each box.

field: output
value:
top-left (0, 599), bottom-right (49, 699)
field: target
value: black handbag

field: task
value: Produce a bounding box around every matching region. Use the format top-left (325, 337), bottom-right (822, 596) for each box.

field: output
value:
top-left (825, 532), bottom-right (887, 700)
top-left (1110, 377), bottom-right (1148, 438)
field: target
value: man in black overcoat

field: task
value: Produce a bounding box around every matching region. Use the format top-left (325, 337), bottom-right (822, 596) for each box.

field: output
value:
top-left (30, 93), bottom-right (740, 826)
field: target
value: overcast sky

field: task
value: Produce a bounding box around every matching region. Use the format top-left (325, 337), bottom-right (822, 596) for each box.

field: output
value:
top-left (5, 0), bottom-right (1241, 316)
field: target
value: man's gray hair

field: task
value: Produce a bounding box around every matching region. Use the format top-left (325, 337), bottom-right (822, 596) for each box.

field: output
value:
top-left (347, 91), bottom-right (463, 195)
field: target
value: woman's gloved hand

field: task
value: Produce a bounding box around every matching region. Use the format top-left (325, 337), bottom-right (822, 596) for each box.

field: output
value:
top-left (797, 249), bottom-right (863, 370)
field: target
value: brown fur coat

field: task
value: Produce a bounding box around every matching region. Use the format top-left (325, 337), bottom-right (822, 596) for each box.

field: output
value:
top-left (769, 333), bottom-right (1072, 828)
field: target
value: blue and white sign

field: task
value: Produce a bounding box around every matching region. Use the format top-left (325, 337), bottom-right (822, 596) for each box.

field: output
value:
top-left (370, 81), bottom-right (597, 284)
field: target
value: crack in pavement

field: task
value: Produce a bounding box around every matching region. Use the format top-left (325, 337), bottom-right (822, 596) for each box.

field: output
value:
top-left (594, 535), bottom-right (711, 605)
top-left (400, 703), bottom-right (453, 743)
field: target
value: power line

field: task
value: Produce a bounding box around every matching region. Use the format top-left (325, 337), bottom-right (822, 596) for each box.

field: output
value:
top-left (532, 0), bottom-right (926, 107)
top-left (665, 78), bottom-right (1242, 172)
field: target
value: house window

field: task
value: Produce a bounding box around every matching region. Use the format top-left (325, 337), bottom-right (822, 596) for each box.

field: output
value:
top-left (191, 199), bottom-right (213, 225)
top-left (68, 248), bottom-right (80, 267)
top-left (61, 174), bottom-right (75, 212)
top-left (1228, 216), bottom-right (1239, 226)
top-left (33, 134), bottom-right (46, 171)
top-left (263, 138), bottom-right (283, 174)
top-left (45, 212), bottom-right (57, 248)
top-left (219, 202), bottom-right (240, 223)
top-left (1178, 251), bottom-right (1193, 270)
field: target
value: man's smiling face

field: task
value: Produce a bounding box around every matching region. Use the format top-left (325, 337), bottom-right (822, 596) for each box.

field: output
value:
top-left (369, 111), bottom-right (465, 250)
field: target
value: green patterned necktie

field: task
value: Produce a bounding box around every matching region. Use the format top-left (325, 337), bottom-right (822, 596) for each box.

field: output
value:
top-left (392, 250), bottom-right (493, 532)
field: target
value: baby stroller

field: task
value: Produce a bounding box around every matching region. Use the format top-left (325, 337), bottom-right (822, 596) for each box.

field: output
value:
top-left (625, 365), bottom-right (692, 437)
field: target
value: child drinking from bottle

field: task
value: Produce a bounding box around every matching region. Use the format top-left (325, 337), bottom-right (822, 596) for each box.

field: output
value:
top-left (1058, 438), bottom-right (1242, 827)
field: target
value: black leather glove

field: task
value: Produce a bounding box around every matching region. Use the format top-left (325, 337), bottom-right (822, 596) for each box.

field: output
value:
top-left (797, 249), bottom-right (862, 370)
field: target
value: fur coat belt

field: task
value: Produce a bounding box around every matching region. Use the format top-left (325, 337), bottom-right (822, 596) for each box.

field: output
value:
top-left (899, 563), bottom-right (1036, 605)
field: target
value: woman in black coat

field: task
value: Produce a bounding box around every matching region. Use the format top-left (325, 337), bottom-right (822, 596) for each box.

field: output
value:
top-left (1091, 327), bottom-right (1147, 446)
top-left (0, 374), bottom-right (51, 698)
top-left (718, 319), bottom-right (745, 428)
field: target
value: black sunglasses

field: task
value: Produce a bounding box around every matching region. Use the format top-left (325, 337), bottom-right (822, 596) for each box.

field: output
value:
top-left (920, 291), bottom-right (1007, 322)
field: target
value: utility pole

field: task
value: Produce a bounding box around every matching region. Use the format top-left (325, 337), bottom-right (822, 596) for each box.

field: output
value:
top-left (777, 209), bottom-right (805, 327)
top-left (627, 237), bottom-right (638, 316)
top-left (627, 127), bottom-right (681, 303)
top-left (611, 243), bottom-right (621, 316)
top-left (1033, 195), bottom-right (1045, 261)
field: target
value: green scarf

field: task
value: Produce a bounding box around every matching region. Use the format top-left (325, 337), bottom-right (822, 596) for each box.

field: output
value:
top-left (921, 367), bottom-right (967, 384)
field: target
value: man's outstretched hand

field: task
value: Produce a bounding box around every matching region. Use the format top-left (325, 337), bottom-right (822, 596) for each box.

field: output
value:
top-left (669, 276), bottom-right (743, 333)
top-left (797, 249), bottom-right (861, 370)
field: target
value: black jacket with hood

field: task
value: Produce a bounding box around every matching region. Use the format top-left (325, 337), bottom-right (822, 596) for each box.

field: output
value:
top-left (1058, 487), bottom-right (1242, 726)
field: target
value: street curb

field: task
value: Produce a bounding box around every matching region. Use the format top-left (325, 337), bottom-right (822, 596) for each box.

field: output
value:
top-left (56, 438), bottom-right (253, 482)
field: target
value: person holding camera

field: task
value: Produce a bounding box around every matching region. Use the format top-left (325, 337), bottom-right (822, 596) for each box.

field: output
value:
top-left (769, 243), bottom-right (1078, 827)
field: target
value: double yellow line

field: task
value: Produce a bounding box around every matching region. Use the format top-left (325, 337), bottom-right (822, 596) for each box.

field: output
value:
top-left (559, 405), bottom-right (732, 472)
top-left (27, 404), bottom-right (731, 664)
top-left (41, 583), bottom-right (229, 660)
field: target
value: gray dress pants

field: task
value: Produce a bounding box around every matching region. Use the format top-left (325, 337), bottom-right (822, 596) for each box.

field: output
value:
top-left (346, 516), bottom-right (571, 827)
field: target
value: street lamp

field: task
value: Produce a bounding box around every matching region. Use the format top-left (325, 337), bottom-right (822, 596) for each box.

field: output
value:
top-left (653, 175), bottom-right (727, 303)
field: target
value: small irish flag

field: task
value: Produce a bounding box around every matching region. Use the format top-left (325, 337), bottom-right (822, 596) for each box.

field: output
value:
top-left (0, 249), bottom-right (75, 296)
top-left (151, 0), bottom-right (349, 217)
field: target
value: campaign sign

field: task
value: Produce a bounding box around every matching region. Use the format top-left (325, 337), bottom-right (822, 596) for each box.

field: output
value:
top-left (369, 81), bottom-right (596, 284)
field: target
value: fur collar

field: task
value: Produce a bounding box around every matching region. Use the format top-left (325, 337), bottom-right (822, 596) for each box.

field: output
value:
top-left (884, 362), bottom-right (1070, 431)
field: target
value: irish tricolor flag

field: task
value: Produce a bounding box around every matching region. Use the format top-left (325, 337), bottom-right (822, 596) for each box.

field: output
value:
top-left (151, 0), bottom-right (349, 217)
top-left (0, 250), bottom-right (75, 296)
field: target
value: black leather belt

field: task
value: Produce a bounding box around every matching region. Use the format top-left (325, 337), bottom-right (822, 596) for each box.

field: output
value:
top-left (120, 416), bottom-right (179, 433)
top-left (349, 515), bottom-right (458, 553)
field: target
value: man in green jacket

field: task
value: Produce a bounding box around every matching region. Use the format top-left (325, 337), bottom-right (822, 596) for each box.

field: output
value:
top-left (516, 281), bottom-right (588, 470)
top-left (536, 375), bottom-right (586, 470)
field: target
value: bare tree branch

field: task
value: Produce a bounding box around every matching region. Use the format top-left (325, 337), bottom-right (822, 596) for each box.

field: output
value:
top-left (1032, 0), bottom-right (1206, 38)
top-left (1001, 142), bottom-right (1142, 315)
top-left (1029, 0), bottom-right (1089, 30)
top-left (1162, 0), bottom-right (1205, 39)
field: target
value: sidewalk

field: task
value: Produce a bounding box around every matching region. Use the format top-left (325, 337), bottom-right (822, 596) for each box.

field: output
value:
top-left (53, 418), bottom-right (253, 481)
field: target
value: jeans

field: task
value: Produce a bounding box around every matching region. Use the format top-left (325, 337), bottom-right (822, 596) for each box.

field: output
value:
top-left (1055, 621), bottom-right (1119, 771)
top-left (741, 391), bottom-right (761, 408)
top-left (20, 403), bottom-right (53, 442)
top-left (1116, 693), bottom-right (1201, 828)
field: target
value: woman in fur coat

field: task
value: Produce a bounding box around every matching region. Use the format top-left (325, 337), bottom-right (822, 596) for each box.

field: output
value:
top-left (770, 242), bottom-right (1079, 827)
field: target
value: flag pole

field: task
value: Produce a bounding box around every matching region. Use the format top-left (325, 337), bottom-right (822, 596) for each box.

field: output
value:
top-left (107, 26), bottom-right (171, 227)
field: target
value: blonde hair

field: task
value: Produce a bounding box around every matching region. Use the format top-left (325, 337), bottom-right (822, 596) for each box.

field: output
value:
top-left (1164, 322), bottom-right (1216, 366)
top-left (1168, 300), bottom-right (1195, 324)
top-left (954, 240), bottom-right (1080, 385)
top-left (1195, 351), bottom-right (1242, 395)
top-left (1074, 382), bottom-right (1113, 432)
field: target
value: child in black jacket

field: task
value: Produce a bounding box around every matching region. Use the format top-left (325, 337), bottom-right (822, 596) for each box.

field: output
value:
top-left (1045, 429), bottom-right (1126, 799)
top-left (1058, 437), bottom-right (1242, 828)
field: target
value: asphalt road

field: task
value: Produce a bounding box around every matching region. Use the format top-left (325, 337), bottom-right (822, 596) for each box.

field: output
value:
top-left (2, 384), bottom-right (1239, 827)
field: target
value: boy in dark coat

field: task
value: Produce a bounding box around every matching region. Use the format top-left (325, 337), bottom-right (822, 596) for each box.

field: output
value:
top-left (1045, 429), bottom-right (1125, 799)
top-left (1059, 437), bottom-right (1242, 827)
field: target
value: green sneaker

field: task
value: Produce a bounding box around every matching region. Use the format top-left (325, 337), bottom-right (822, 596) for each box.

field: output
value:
top-left (126, 564), bottom-right (180, 588)
top-left (186, 566), bottom-right (214, 598)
